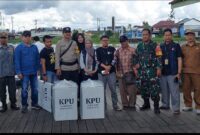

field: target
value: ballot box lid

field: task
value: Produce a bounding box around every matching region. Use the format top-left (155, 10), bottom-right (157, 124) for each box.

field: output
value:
top-left (54, 79), bottom-right (77, 88)
top-left (81, 79), bottom-right (103, 88)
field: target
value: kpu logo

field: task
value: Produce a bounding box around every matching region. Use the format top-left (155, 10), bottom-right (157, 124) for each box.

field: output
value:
top-left (59, 98), bottom-right (74, 105)
top-left (86, 98), bottom-right (100, 104)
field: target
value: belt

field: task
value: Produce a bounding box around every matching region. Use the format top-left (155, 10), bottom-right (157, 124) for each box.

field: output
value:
top-left (60, 59), bottom-right (78, 66)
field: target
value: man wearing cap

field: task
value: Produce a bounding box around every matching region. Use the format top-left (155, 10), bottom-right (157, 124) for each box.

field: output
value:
top-left (133, 28), bottom-right (162, 114)
top-left (96, 35), bottom-right (122, 111)
top-left (181, 29), bottom-right (200, 115)
top-left (15, 30), bottom-right (40, 113)
top-left (0, 32), bottom-right (20, 112)
top-left (55, 27), bottom-right (80, 84)
top-left (114, 35), bottom-right (138, 110)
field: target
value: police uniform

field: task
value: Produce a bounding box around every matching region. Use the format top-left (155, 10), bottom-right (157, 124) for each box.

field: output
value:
top-left (55, 27), bottom-right (80, 84)
top-left (133, 40), bottom-right (162, 113)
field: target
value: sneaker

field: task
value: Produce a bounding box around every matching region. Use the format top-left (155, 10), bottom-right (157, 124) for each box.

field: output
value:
top-left (173, 110), bottom-right (180, 115)
top-left (160, 106), bottom-right (170, 110)
top-left (182, 107), bottom-right (193, 112)
top-left (31, 104), bottom-right (41, 110)
top-left (113, 106), bottom-right (122, 111)
top-left (196, 109), bottom-right (200, 115)
top-left (21, 106), bottom-right (28, 113)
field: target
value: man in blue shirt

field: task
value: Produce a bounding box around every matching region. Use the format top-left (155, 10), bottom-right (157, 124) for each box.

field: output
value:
top-left (160, 28), bottom-right (182, 114)
top-left (15, 31), bottom-right (40, 113)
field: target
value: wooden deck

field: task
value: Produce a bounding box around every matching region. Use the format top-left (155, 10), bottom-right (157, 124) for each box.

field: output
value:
top-left (0, 86), bottom-right (200, 133)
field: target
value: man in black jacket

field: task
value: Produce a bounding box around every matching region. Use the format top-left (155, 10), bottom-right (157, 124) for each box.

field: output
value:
top-left (96, 35), bottom-right (122, 111)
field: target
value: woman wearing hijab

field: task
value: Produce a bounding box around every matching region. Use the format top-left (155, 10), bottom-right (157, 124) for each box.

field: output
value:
top-left (80, 39), bottom-right (98, 81)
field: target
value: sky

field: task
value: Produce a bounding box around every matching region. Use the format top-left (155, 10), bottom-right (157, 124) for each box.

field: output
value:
top-left (0, 0), bottom-right (200, 32)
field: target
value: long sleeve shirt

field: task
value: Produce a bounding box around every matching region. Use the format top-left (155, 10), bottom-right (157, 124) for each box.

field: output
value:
top-left (0, 44), bottom-right (15, 78)
top-left (14, 42), bottom-right (40, 75)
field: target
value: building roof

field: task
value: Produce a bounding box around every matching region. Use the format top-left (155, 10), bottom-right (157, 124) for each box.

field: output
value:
top-left (152, 20), bottom-right (178, 29)
top-left (177, 18), bottom-right (200, 25)
top-left (169, 0), bottom-right (182, 4)
top-left (133, 25), bottom-right (144, 28)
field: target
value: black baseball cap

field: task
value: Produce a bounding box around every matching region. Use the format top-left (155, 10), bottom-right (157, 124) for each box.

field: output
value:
top-left (22, 30), bottom-right (31, 37)
top-left (63, 27), bottom-right (71, 33)
top-left (119, 35), bottom-right (128, 43)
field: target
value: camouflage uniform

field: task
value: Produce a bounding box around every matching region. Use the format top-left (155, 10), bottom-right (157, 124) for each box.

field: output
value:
top-left (133, 40), bottom-right (162, 102)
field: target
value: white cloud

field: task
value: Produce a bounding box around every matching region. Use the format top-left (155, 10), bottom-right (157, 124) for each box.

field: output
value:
top-left (0, 0), bottom-right (200, 32)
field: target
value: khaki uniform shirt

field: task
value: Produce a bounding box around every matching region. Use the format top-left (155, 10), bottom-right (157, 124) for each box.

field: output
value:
top-left (181, 42), bottom-right (200, 74)
top-left (55, 38), bottom-right (80, 71)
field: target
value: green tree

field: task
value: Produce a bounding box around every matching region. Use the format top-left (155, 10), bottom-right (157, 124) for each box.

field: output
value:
top-left (105, 30), bottom-right (113, 37)
top-left (72, 30), bottom-right (79, 41)
top-left (143, 21), bottom-right (151, 29)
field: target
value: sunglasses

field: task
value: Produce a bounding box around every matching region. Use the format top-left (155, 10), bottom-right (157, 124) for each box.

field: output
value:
top-left (0, 36), bottom-right (7, 39)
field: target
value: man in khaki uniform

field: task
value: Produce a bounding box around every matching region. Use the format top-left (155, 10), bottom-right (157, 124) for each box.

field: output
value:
top-left (55, 27), bottom-right (80, 84)
top-left (181, 29), bottom-right (200, 115)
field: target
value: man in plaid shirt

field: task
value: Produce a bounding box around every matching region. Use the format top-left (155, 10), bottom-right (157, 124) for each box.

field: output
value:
top-left (115, 35), bottom-right (138, 110)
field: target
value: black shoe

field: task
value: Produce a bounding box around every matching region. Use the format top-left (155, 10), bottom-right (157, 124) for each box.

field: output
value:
top-left (159, 106), bottom-right (170, 110)
top-left (154, 99), bottom-right (160, 114)
top-left (11, 104), bottom-right (20, 110)
top-left (140, 105), bottom-right (150, 110)
top-left (129, 106), bottom-right (136, 110)
top-left (140, 98), bottom-right (150, 111)
top-left (123, 106), bottom-right (129, 110)
top-left (21, 106), bottom-right (28, 113)
top-left (154, 108), bottom-right (160, 114)
top-left (0, 104), bottom-right (7, 113)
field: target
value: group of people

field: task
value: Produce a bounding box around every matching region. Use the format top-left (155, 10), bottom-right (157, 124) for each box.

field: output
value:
top-left (0, 26), bottom-right (200, 116)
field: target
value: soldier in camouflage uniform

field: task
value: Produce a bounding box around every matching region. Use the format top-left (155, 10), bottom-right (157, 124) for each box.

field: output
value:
top-left (133, 29), bottom-right (162, 114)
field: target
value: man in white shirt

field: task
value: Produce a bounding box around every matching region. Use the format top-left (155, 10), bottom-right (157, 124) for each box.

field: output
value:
top-left (33, 36), bottom-right (45, 53)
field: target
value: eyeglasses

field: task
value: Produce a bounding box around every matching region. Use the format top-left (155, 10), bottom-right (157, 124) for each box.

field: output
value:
top-left (0, 36), bottom-right (7, 39)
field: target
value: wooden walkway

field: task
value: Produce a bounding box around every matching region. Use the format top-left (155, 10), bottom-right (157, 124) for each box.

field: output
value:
top-left (0, 87), bottom-right (200, 133)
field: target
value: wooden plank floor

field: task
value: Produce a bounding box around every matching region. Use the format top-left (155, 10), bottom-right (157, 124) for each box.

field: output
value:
top-left (0, 86), bottom-right (200, 133)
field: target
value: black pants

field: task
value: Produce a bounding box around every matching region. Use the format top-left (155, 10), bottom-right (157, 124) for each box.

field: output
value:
top-left (61, 70), bottom-right (79, 85)
top-left (61, 70), bottom-right (80, 100)
top-left (80, 69), bottom-right (98, 82)
top-left (0, 76), bottom-right (17, 105)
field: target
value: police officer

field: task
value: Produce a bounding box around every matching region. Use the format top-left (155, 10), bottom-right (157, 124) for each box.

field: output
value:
top-left (55, 27), bottom-right (80, 84)
top-left (133, 28), bottom-right (162, 114)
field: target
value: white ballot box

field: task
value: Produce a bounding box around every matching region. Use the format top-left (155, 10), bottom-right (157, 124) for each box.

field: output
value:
top-left (52, 80), bottom-right (78, 121)
top-left (38, 80), bottom-right (53, 113)
top-left (80, 79), bottom-right (105, 119)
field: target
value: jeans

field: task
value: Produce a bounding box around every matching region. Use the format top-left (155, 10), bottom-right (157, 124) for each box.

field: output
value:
top-left (46, 71), bottom-right (57, 83)
top-left (160, 75), bottom-right (180, 111)
top-left (98, 72), bottom-right (119, 109)
top-left (21, 74), bottom-right (38, 107)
